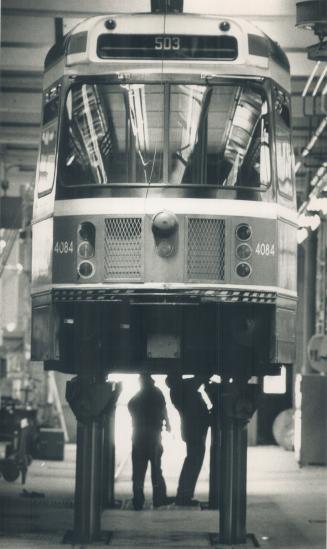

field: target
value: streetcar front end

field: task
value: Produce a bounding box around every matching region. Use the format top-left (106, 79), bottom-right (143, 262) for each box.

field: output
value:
top-left (31, 13), bottom-right (297, 377)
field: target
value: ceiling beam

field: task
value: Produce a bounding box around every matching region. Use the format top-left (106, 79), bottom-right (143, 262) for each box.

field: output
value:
top-left (1, 47), bottom-right (48, 72)
top-left (0, 71), bottom-right (43, 96)
top-left (184, 0), bottom-right (298, 17)
top-left (1, 16), bottom-right (55, 44)
top-left (2, 0), bottom-right (150, 17)
top-left (2, 0), bottom-right (296, 20)
top-left (0, 92), bottom-right (42, 116)
top-left (0, 127), bottom-right (40, 146)
top-left (0, 150), bottom-right (38, 170)
top-left (0, 113), bottom-right (41, 126)
top-left (2, 0), bottom-right (298, 18)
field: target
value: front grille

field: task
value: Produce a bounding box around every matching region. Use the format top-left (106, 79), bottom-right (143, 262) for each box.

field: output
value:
top-left (104, 217), bottom-right (143, 280)
top-left (187, 217), bottom-right (225, 281)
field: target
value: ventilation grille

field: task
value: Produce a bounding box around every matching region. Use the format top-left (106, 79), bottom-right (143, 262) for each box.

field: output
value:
top-left (104, 217), bottom-right (143, 280)
top-left (187, 218), bottom-right (225, 280)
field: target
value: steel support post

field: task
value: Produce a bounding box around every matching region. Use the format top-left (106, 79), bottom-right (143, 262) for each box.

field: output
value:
top-left (102, 406), bottom-right (117, 509)
top-left (74, 417), bottom-right (104, 543)
top-left (64, 303), bottom-right (111, 544)
top-left (208, 404), bottom-right (220, 510)
top-left (205, 381), bottom-right (221, 510)
top-left (219, 417), bottom-right (248, 545)
top-left (209, 381), bottom-right (258, 546)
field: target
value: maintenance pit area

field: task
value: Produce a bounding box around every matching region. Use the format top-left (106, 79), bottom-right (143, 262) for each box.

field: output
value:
top-left (0, 443), bottom-right (325, 549)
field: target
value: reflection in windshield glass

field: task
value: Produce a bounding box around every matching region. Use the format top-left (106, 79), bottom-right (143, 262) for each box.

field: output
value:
top-left (66, 85), bottom-right (111, 184)
top-left (61, 82), bottom-right (270, 189)
top-left (170, 85), bottom-right (209, 184)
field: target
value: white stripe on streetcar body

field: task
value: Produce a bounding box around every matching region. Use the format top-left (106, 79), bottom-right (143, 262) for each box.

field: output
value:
top-left (54, 198), bottom-right (298, 224)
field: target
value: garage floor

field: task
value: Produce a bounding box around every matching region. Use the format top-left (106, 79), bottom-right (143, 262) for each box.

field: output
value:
top-left (0, 445), bottom-right (325, 549)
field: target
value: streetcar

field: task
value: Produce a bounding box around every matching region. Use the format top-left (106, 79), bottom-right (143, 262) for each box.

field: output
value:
top-left (31, 7), bottom-right (297, 379)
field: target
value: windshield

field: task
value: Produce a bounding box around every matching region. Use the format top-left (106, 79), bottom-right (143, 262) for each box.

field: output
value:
top-left (60, 82), bottom-right (271, 189)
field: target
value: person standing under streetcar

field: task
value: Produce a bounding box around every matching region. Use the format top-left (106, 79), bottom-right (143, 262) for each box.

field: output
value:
top-left (166, 374), bottom-right (210, 506)
top-left (128, 374), bottom-right (172, 510)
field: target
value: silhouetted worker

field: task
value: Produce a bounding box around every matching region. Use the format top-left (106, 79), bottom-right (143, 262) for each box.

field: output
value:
top-left (128, 374), bottom-right (171, 510)
top-left (166, 374), bottom-right (209, 505)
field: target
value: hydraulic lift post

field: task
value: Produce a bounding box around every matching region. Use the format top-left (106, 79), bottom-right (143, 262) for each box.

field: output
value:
top-left (209, 380), bottom-right (259, 546)
top-left (64, 304), bottom-right (118, 544)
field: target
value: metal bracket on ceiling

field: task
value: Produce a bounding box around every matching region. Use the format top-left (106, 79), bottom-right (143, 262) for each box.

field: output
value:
top-left (151, 0), bottom-right (183, 13)
top-left (297, 2), bottom-right (327, 110)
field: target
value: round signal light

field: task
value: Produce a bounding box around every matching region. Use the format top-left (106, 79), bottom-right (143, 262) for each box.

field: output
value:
top-left (236, 262), bottom-right (252, 278)
top-left (78, 261), bottom-right (95, 279)
top-left (78, 241), bottom-right (94, 259)
top-left (236, 223), bottom-right (252, 241)
top-left (157, 240), bottom-right (174, 258)
top-left (236, 243), bottom-right (252, 260)
top-left (79, 222), bottom-right (95, 242)
top-left (152, 211), bottom-right (178, 237)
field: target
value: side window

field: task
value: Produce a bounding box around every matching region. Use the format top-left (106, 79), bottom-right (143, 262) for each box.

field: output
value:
top-left (37, 84), bottom-right (61, 196)
top-left (275, 92), bottom-right (294, 199)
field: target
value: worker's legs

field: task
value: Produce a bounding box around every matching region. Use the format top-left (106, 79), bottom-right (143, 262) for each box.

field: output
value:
top-left (150, 440), bottom-right (167, 506)
top-left (131, 443), bottom-right (148, 510)
top-left (176, 433), bottom-right (207, 503)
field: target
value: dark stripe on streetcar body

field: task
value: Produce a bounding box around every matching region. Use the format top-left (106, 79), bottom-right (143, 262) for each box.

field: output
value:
top-left (44, 40), bottom-right (67, 69)
top-left (248, 34), bottom-right (270, 57)
top-left (67, 32), bottom-right (88, 55)
top-left (45, 32), bottom-right (87, 69)
top-left (248, 34), bottom-right (290, 71)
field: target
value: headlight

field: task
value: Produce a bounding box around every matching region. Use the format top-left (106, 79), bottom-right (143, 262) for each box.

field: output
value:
top-left (78, 241), bottom-right (94, 259)
top-left (236, 262), bottom-right (252, 278)
top-left (78, 222), bottom-right (95, 244)
top-left (236, 243), bottom-right (252, 260)
top-left (157, 240), bottom-right (174, 258)
top-left (78, 261), bottom-right (95, 278)
top-left (236, 223), bottom-right (252, 241)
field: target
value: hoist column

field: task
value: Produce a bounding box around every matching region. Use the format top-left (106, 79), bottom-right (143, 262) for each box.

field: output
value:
top-left (102, 382), bottom-right (122, 509)
top-left (74, 415), bottom-right (103, 542)
top-left (218, 381), bottom-right (259, 545)
top-left (63, 304), bottom-right (115, 544)
top-left (219, 413), bottom-right (247, 543)
top-left (205, 381), bottom-right (220, 510)
top-left (66, 376), bottom-right (120, 543)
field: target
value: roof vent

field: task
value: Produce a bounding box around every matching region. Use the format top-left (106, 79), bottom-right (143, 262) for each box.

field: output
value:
top-left (151, 0), bottom-right (183, 13)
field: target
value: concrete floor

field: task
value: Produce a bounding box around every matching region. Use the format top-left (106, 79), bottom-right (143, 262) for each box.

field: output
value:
top-left (0, 444), bottom-right (325, 549)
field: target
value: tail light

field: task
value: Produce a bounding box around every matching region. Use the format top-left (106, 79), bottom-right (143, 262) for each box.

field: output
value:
top-left (236, 243), bottom-right (252, 260)
top-left (77, 222), bottom-right (96, 278)
top-left (78, 260), bottom-right (95, 279)
top-left (78, 240), bottom-right (94, 259)
top-left (236, 223), bottom-right (252, 241)
top-left (235, 223), bottom-right (252, 278)
top-left (236, 262), bottom-right (252, 278)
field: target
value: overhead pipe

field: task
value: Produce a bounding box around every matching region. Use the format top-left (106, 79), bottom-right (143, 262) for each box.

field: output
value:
top-left (302, 60), bottom-right (321, 97)
top-left (294, 116), bottom-right (327, 174)
top-left (312, 64), bottom-right (327, 96)
top-left (298, 162), bottom-right (327, 216)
